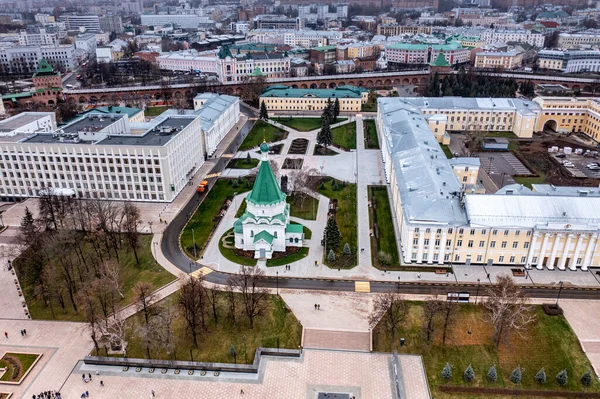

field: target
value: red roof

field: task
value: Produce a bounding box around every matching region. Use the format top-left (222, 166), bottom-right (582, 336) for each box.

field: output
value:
top-left (540, 21), bottom-right (560, 28)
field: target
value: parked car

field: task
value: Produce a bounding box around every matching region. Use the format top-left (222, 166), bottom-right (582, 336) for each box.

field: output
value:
top-left (556, 153), bottom-right (566, 158)
top-left (563, 162), bottom-right (574, 167)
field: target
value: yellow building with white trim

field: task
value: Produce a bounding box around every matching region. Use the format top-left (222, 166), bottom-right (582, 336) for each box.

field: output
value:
top-left (259, 85), bottom-right (369, 113)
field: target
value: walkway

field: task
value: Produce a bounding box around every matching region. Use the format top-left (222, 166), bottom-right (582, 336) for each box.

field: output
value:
top-left (0, 229), bottom-right (28, 320)
top-left (560, 299), bottom-right (600, 376)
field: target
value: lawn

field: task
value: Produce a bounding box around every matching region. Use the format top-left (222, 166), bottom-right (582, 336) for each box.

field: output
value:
top-left (227, 158), bottom-right (259, 169)
top-left (274, 117), bottom-right (346, 132)
top-left (287, 194), bottom-right (319, 220)
top-left (145, 106), bottom-right (169, 116)
top-left (361, 92), bottom-right (379, 112)
top-left (119, 291), bottom-right (302, 364)
top-left (368, 186), bottom-right (399, 269)
top-left (218, 229), bottom-right (257, 266)
top-left (364, 120), bottom-right (380, 149)
top-left (331, 122), bottom-right (357, 150)
top-left (513, 174), bottom-right (547, 189)
top-left (318, 178), bottom-right (357, 268)
top-left (239, 120), bottom-right (287, 151)
top-left (20, 234), bottom-right (175, 321)
top-left (181, 178), bottom-right (253, 259)
top-left (373, 303), bottom-right (599, 399)
top-left (0, 353), bottom-right (40, 382)
top-left (266, 247), bottom-right (310, 267)
top-left (235, 198), bottom-right (247, 218)
top-left (440, 144), bottom-right (454, 159)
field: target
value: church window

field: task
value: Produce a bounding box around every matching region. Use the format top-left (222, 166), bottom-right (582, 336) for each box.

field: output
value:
top-left (250, 230), bottom-right (254, 237)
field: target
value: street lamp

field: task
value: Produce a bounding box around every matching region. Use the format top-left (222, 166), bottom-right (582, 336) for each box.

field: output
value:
top-left (397, 276), bottom-right (401, 294)
top-left (475, 278), bottom-right (481, 304)
top-left (276, 271), bottom-right (279, 296)
top-left (556, 280), bottom-right (564, 306)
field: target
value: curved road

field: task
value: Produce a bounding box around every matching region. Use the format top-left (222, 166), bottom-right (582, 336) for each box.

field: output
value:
top-left (161, 108), bottom-right (600, 301)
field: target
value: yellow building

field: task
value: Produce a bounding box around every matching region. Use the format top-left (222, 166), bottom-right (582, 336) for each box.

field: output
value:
top-left (259, 85), bottom-right (369, 113)
top-left (378, 97), bottom-right (600, 270)
top-left (474, 49), bottom-right (523, 70)
top-left (458, 36), bottom-right (485, 48)
top-left (533, 97), bottom-right (600, 139)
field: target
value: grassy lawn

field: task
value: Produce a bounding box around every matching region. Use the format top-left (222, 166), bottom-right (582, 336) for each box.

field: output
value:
top-left (21, 235), bottom-right (175, 321)
top-left (235, 198), bottom-right (247, 218)
top-left (513, 174), bottom-right (547, 189)
top-left (440, 144), bottom-right (454, 159)
top-left (373, 303), bottom-right (599, 398)
top-left (274, 117), bottom-right (346, 132)
top-left (119, 292), bottom-right (301, 364)
top-left (368, 186), bottom-right (399, 269)
top-left (266, 247), bottom-right (309, 267)
top-left (287, 194), bottom-right (319, 220)
top-left (0, 353), bottom-right (40, 381)
top-left (486, 131), bottom-right (518, 138)
top-left (331, 122), bottom-right (357, 150)
top-left (361, 92), bottom-right (379, 112)
top-left (364, 120), bottom-right (380, 149)
top-left (239, 120), bottom-right (287, 151)
top-left (145, 106), bottom-right (168, 116)
top-left (227, 158), bottom-right (259, 169)
top-left (318, 178), bottom-right (357, 268)
top-left (218, 228), bottom-right (257, 266)
top-left (181, 178), bottom-right (253, 259)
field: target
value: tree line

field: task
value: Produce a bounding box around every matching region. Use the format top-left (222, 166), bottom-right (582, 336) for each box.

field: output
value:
top-left (423, 69), bottom-right (520, 98)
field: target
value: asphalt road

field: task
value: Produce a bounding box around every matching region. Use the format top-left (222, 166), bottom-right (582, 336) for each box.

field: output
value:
top-left (160, 108), bottom-right (600, 301)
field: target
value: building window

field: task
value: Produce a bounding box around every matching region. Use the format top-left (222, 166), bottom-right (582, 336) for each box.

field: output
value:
top-left (423, 253), bottom-right (428, 261)
top-left (470, 229), bottom-right (475, 235)
top-left (435, 239), bottom-right (440, 246)
top-left (521, 256), bottom-right (526, 263)
top-left (492, 230), bottom-right (498, 235)
top-left (501, 241), bottom-right (507, 248)
top-left (479, 241), bottom-right (485, 248)
top-left (510, 256), bottom-right (515, 263)
top-left (459, 228), bottom-right (464, 234)
top-left (444, 254), bottom-right (450, 261)
top-left (448, 228), bottom-right (453, 234)
top-left (412, 253), bottom-right (417, 260)
top-left (414, 228), bottom-right (419, 233)
top-left (477, 255), bottom-right (482, 262)
top-left (499, 256), bottom-right (504, 262)
top-left (504, 230), bottom-right (509, 236)
top-left (512, 242), bottom-right (518, 249)
top-left (577, 257), bottom-right (582, 265)
top-left (532, 256), bottom-right (538, 263)
top-left (454, 254), bottom-right (460, 262)
top-left (413, 238), bottom-right (418, 245)
top-left (424, 239), bottom-right (430, 246)
top-left (490, 241), bottom-right (496, 248)
top-left (524, 242), bottom-right (529, 249)
top-left (446, 239), bottom-right (451, 247)
top-left (457, 240), bottom-right (462, 247)
top-left (468, 240), bottom-right (473, 248)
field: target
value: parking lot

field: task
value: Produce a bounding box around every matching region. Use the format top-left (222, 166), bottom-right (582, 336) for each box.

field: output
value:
top-left (551, 151), bottom-right (600, 179)
top-left (477, 152), bottom-right (533, 188)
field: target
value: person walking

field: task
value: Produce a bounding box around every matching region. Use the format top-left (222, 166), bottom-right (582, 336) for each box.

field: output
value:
top-left (151, 390), bottom-right (155, 397)
top-left (23, 329), bottom-right (26, 336)
top-left (4, 332), bottom-right (7, 339)
top-left (240, 389), bottom-right (244, 394)
top-left (100, 381), bottom-right (104, 387)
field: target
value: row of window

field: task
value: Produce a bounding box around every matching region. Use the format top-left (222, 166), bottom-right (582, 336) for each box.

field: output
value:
top-left (414, 227), bottom-right (531, 236)
top-left (411, 253), bottom-right (585, 266)
top-left (413, 238), bottom-right (530, 249)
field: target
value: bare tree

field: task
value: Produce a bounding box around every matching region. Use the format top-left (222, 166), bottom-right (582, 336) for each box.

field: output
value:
top-left (441, 299), bottom-right (458, 345)
top-left (150, 301), bottom-right (177, 359)
top-left (225, 280), bottom-right (237, 327)
top-left (205, 287), bottom-right (221, 326)
top-left (288, 167), bottom-right (318, 208)
top-left (229, 266), bottom-right (268, 329)
top-left (101, 259), bottom-right (124, 299)
top-left (178, 275), bottom-right (207, 347)
top-left (369, 292), bottom-right (408, 341)
top-left (122, 202), bottom-right (141, 264)
top-left (134, 282), bottom-right (157, 326)
top-left (77, 285), bottom-right (102, 354)
top-left (422, 296), bottom-right (443, 343)
top-left (98, 313), bottom-right (129, 354)
top-left (483, 275), bottom-right (536, 348)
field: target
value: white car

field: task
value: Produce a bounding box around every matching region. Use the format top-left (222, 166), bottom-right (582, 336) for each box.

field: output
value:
top-left (563, 162), bottom-right (574, 167)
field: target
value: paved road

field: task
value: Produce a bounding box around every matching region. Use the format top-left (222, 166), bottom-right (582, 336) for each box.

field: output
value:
top-left (160, 111), bottom-right (600, 301)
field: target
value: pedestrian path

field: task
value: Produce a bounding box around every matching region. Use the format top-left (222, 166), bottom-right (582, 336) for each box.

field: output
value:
top-left (303, 328), bottom-right (370, 352)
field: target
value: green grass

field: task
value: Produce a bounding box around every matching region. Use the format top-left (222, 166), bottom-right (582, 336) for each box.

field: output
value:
top-left (0, 353), bottom-right (40, 381)
top-left (235, 198), bottom-right (247, 218)
top-left (274, 117), bottom-right (346, 132)
top-left (239, 120), bottom-right (287, 151)
top-left (513, 173), bottom-right (547, 189)
top-left (486, 131), bottom-right (518, 138)
top-left (227, 158), bottom-right (259, 169)
top-left (318, 178), bottom-right (357, 268)
top-left (368, 186), bottom-right (399, 269)
top-left (440, 144), bottom-right (454, 159)
top-left (361, 93), bottom-right (379, 112)
top-left (118, 292), bottom-right (301, 364)
top-left (22, 235), bottom-right (175, 321)
top-left (287, 194), bottom-right (319, 220)
top-left (181, 178), bottom-right (253, 259)
top-left (331, 122), bottom-right (357, 150)
top-left (364, 120), bottom-right (380, 149)
top-left (218, 229), bottom-right (257, 266)
top-left (373, 303), bottom-right (599, 399)
top-left (266, 247), bottom-right (309, 267)
top-left (145, 106), bottom-right (168, 116)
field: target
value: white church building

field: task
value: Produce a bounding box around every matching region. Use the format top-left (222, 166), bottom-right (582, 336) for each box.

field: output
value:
top-left (233, 142), bottom-right (303, 259)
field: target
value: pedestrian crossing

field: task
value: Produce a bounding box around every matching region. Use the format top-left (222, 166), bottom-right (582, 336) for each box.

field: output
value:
top-left (205, 172), bottom-right (221, 179)
top-left (355, 281), bottom-right (371, 293)
top-left (189, 267), bottom-right (213, 278)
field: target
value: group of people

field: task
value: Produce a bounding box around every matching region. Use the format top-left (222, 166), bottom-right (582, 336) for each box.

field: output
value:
top-left (314, 303), bottom-right (322, 310)
top-left (32, 391), bottom-right (61, 399)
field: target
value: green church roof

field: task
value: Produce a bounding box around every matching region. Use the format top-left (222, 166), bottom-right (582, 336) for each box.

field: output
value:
top-left (247, 158), bottom-right (286, 206)
top-left (430, 52), bottom-right (450, 67)
top-left (253, 230), bottom-right (274, 244)
top-left (250, 67), bottom-right (263, 77)
top-left (81, 106), bottom-right (142, 118)
top-left (285, 224), bottom-right (303, 234)
top-left (33, 58), bottom-right (57, 77)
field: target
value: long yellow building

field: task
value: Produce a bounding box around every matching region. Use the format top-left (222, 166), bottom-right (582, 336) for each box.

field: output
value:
top-left (259, 85), bottom-right (369, 113)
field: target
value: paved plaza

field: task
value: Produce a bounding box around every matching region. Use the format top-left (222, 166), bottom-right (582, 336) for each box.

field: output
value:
top-left (560, 300), bottom-right (600, 376)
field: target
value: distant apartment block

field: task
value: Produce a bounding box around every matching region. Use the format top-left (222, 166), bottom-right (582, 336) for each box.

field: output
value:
top-left (538, 49), bottom-right (600, 73)
top-left (480, 29), bottom-right (545, 48)
top-left (376, 24), bottom-right (432, 36)
top-left (386, 41), bottom-right (469, 66)
top-left (62, 15), bottom-right (102, 33)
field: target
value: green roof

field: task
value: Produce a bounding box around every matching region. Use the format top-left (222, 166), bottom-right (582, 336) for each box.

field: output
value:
top-left (2, 91), bottom-right (33, 100)
top-left (261, 85), bottom-right (367, 99)
top-left (247, 159), bottom-right (286, 206)
top-left (231, 43), bottom-right (278, 52)
top-left (33, 58), bottom-right (57, 77)
top-left (387, 41), bottom-right (463, 51)
top-left (430, 52), bottom-right (450, 67)
top-left (233, 218), bottom-right (243, 234)
top-left (82, 106), bottom-right (142, 118)
top-left (217, 46), bottom-right (233, 59)
top-left (253, 230), bottom-right (274, 244)
top-left (286, 224), bottom-right (303, 234)
top-left (250, 67), bottom-right (263, 77)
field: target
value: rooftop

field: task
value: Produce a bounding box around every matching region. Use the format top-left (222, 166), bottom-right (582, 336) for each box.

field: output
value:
top-left (397, 97), bottom-right (540, 116)
top-left (0, 113), bottom-right (52, 133)
top-left (98, 117), bottom-right (195, 146)
top-left (247, 159), bottom-right (286, 206)
top-left (81, 106), bottom-right (143, 119)
top-left (261, 85), bottom-right (367, 99)
top-left (195, 93), bottom-right (238, 131)
top-left (386, 40), bottom-right (464, 51)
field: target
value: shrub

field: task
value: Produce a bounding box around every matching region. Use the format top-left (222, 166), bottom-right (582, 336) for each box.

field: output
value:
top-left (463, 364), bottom-right (474, 383)
top-left (535, 368), bottom-right (546, 384)
top-left (327, 249), bottom-right (336, 261)
top-left (343, 243), bottom-right (351, 255)
top-left (441, 363), bottom-right (453, 381)
top-left (581, 370), bottom-right (593, 388)
top-left (556, 369), bottom-right (568, 386)
top-left (511, 367), bottom-right (522, 384)
top-left (487, 366), bottom-right (498, 383)
top-left (378, 251), bottom-right (393, 266)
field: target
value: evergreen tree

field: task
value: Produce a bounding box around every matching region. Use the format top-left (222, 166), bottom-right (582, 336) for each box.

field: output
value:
top-left (323, 216), bottom-right (341, 251)
top-left (581, 370), bottom-right (593, 388)
top-left (259, 101), bottom-right (268, 120)
top-left (535, 368), bottom-right (546, 384)
top-left (343, 243), bottom-right (351, 255)
top-left (464, 364), bottom-right (474, 382)
top-left (333, 98), bottom-right (340, 120)
top-left (487, 366), bottom-right (498, 383)
top-left (556, 369), bottom-right (568, 386)
top-left (317, 117), bottom-right (332, 147)
top-left (441, 363), bottom-right (453, 381)
top-left (326, 97), bottom-right (333, 116)
top-left (246, 153), bottom-right (252, 164)
top-left (511, 367), bottom-right (522, 384)
top-left (321, 103), bottom-right (333, 124)
top-left (332, 180), bottom-right (339, 191)
top-left (327, 249), bottom-right (336, 261)
top-left (20, 206), bottom-right (36, 240)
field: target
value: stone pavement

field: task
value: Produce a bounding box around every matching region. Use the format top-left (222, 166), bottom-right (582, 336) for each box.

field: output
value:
top-left (59, 349), bottom-right (431, 399)
top-left (0, 234), bottom-right (29, 320)
top-left (560, 299), bottom-right (600, 376)
top-left (303, 329), bottom-right (371, 351)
